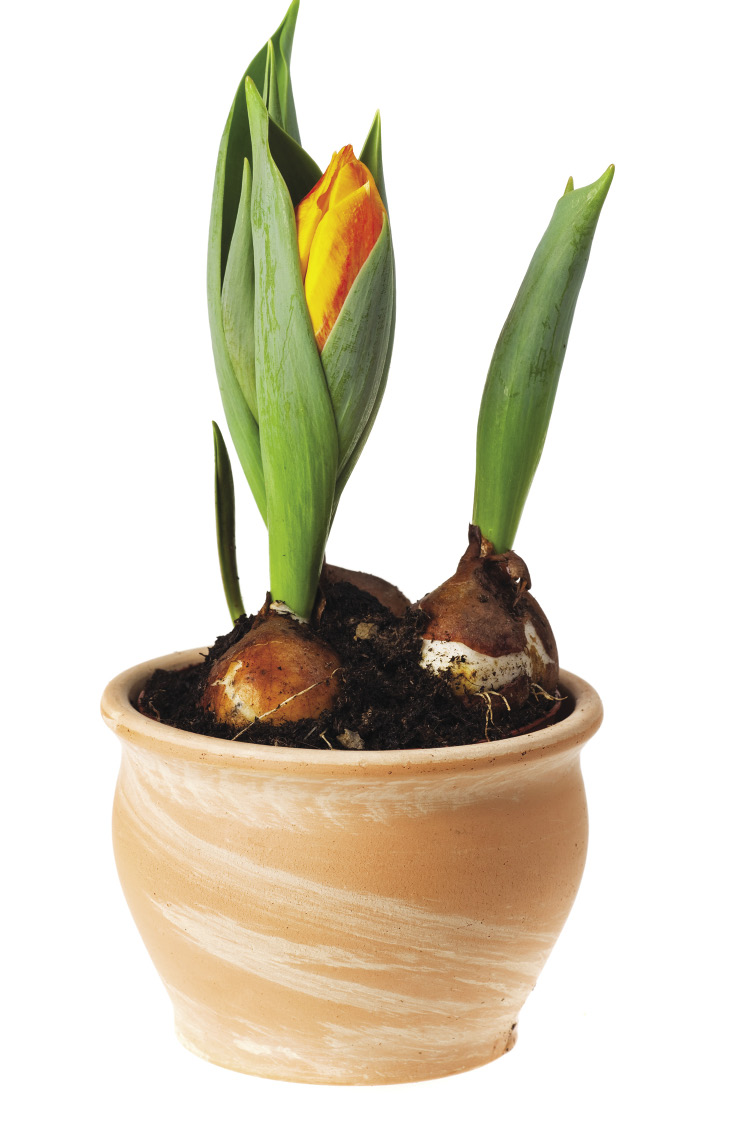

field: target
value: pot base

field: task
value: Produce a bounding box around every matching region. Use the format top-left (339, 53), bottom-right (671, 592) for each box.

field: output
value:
top-left (173, 1002), bottom-right (518, 1085)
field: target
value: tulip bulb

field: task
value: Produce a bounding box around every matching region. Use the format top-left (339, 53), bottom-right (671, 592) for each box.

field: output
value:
top-left (417, 527), bottom-right (558, 708)
top-left (322, 564), bottom-right (409, 616)
top-left (201, 607), bottom-right (341, 730)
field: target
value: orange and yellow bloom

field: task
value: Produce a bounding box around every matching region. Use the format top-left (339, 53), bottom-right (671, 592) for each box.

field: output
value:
top-left (296, 145), bottom-right (386, 350)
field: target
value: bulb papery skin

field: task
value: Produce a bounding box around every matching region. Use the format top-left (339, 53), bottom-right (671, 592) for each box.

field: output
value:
top-left (201, 612), bottom-right (341, 729)
top-left (422, 618), bottom-right (555, 698)
top-left (322, 564), bottom-right (410, 616)
top-left (417, 526), bottom-right (559, 708)
top-left (269, 600), bottom-right (308, 623)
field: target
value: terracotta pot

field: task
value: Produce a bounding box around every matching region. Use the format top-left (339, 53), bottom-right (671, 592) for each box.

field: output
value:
top-left (102, 650), bottom-right (602, 1085)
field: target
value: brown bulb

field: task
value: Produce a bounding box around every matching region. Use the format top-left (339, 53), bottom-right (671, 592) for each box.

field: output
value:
top-left (201, 611), bottom-right (341, 729)
top-left (322, 564), bottom-right (410, 616)
top-left (417, 526), bottom-right (558, 708)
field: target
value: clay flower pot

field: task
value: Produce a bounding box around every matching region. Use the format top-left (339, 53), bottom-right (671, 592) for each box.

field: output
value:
top-left (102, 650), bottom-right (602, 1085)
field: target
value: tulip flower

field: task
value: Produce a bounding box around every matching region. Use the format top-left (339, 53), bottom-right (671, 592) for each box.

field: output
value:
top-left (296, 146), bottom-right (386, 350)
top-left (207, 0), bottom-right (395, 627)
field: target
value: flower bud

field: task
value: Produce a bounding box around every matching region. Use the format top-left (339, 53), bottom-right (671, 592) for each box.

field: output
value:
top-left (296, 146), bottom-right (386, 350)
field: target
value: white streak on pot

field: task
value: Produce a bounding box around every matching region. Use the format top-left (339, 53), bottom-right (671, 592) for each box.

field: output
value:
top-left (151, 896), bottom-right (545, 1016)
top-left (117, 735), bottom-right (580, 829)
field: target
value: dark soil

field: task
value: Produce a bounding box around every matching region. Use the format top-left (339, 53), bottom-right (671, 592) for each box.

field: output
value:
top-left (137, 580), bottom-right (568, 751)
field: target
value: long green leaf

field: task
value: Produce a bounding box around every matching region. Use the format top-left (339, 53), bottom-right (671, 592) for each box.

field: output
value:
top-left (322, 214), bottom-right (394, 472)
top-left (221, 158), bottom-right (257, 420)
top-left (274, 0), bottom-right (300, 143)
top-left (473, 165), bottom-right (615, 553)
top-left (331, 115), bottom-right (397, 507)
top-left (207, 2), bottom-right (315, 523)
top-left (263, 39), bottom-right (283, 127)
top-left (360, 111), bottom-right (388, 209)
top-left (218, 0), bottom-right (301, 279)
top-left (268, 116), bottom-right (321, 207)
top-left (208, 112), bottom-right (267, 520)
top-left (213, 421), bottom-right (245, 623)
top-left (332, 329), bottom-right (392, 512)
top-left (246, 79), bottom-right (338, 620)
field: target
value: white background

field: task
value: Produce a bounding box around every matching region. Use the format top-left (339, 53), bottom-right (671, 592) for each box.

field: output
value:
top-left (3, 0), bottom-right (748, 1121)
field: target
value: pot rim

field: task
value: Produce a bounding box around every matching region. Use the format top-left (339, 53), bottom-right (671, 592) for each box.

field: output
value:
top-left (101, 649), bottom-right (602, 775)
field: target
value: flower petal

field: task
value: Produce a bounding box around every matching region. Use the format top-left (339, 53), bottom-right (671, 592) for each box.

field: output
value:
top-left (296, 145), bottom-right (357, 277)
top-left (304, 181), bottom-right (384, 350)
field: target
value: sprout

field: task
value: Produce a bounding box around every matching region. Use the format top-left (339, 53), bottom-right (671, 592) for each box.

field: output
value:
top-left (473, 167), bottom-right (615, 554)
top-left (420, 168), bottom-right (614, 708)
top-left (203, 1), bottom-right (395, 728)
top-left (207, 2), bottom-right (394, 625)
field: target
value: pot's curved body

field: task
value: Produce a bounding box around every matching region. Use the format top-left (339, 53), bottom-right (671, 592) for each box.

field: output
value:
top-left (102, 653), bottom-right (602, 1085)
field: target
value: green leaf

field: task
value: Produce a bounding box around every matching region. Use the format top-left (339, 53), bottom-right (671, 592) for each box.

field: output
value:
top-left (329, 112), bottom-right (397, 509)
top-left (207, 2), bottom-right (314, 523)
top-left (213, 422), bottom-right (246, 623)
top-left (221, 158), bottom-right (257, 420)
top-left (332, 322), bottom-right (393, 513)
top-left (473, 165), bottom-right (615, 553)
top-left (273, 0), bottom-right (301, 143)
top-left (208, 114), bottom-right (267, 521)
top-left (246, 79), bottom-right (338, 620)
top-left (360, 111), bottom-right (388, 210)
top-left (217, 0), bottom-right (302, 282)
top-left (263, 40), bottom-right (283, 129)
top-left (268, 116), bottom-right (322, 207)
top-left (322, 214), bottom-right (395, 473)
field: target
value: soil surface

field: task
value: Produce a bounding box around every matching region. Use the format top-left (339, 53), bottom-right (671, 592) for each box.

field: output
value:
top-left (137, 580), bottom-right (568, 751)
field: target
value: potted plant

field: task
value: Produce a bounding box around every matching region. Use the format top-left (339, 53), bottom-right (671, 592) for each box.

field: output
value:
top-left (102, 0), bottom-right (611, 1084)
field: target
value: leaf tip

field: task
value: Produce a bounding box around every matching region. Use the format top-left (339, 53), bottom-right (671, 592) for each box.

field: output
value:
top-left (591, 163), bottom-right (615, 203)
top-left (212, 419), bottom-right (226, 454)
top-left (245, 75), bottom-right (269, 135)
